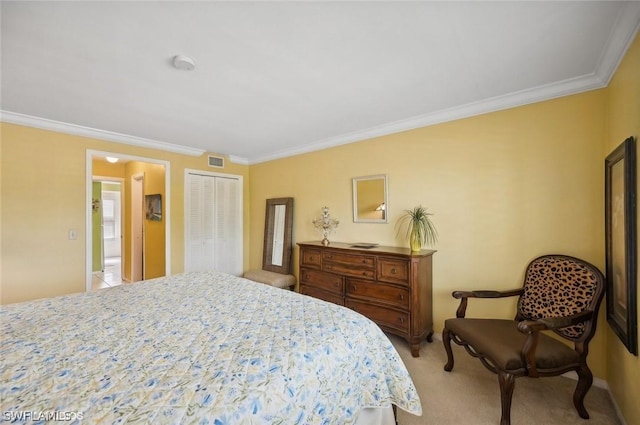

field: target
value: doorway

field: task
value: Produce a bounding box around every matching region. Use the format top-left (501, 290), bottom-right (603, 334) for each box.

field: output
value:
top-left (92, 178), bottom-right (125, 290)
top-left (86, 150), bottom-right (171, 293)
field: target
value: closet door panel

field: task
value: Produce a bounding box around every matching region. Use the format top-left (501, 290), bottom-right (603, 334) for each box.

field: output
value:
top-left (213, 177), bottom-right (241, 275)
top-left (185, 172), bottom-right (242, 275)
top-left (202, 175), bottom-right (216, 271)
top-left (186, 174), bottom-right (204, 272)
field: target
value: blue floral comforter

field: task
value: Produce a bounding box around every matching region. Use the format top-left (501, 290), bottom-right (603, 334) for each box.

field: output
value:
top-left (1, 271), bottom-right (421, 424)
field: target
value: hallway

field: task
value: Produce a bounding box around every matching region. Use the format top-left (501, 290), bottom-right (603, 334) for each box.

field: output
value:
top-left (92, 257), bottom-right (126, 290)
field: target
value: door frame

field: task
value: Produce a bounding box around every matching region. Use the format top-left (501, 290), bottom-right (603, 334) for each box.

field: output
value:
top-left (85, 150), bottom-right (171, 293)
top-left (131, 172), bottom-right (145, 282)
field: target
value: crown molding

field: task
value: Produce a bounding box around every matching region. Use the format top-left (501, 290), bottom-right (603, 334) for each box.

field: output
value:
top-left (227, 155), bottom-right (249, 165)
top-left (249, 5), bottom-right (640, 165)
top-left (248, 71), bottom-right (605, 164)
top-left (0, 111), bottom-right (205, 157)
top-left (595, 1), bottom-right (640, 87)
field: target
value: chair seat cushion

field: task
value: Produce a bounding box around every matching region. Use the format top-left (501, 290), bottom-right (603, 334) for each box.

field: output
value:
top-left (444, 318), bottom-right (580, 373)
top-left (243, 270), bottom-right (296, 289)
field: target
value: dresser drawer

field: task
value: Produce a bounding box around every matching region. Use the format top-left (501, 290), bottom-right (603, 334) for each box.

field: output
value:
top-left (301, 248), bottom-right (322, 268)
top-left (324, 263), bottom-right (375, 279)
top-left (323, 251), bottom-right (375, 268)
top-left (300, 285), bottom-right (344, 306)
top-left (346, 278), bottom-right (410, 309)
top-left (346, 299), bottom-right (410, 333)
top-left (299, 268), bottom-right (343, 295)
top-left (323, 251), bottom-right (375, 279)
top-left (377, 258), bottom-right (410, 285)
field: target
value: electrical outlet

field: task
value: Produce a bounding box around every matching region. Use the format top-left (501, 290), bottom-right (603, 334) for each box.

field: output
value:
top-left (68, 229), bottom-right (77, 240)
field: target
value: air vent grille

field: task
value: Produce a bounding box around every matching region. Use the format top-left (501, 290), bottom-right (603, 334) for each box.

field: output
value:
top-left (208, 155), bottom-right (224, 168)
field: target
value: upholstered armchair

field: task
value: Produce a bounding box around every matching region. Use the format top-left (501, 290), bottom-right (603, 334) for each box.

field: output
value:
top-left (442, 254), bottom-right (605, 425)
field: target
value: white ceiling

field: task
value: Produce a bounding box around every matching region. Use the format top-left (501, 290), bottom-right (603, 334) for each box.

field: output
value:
top-left (2, 1), bottom-right (639, 164)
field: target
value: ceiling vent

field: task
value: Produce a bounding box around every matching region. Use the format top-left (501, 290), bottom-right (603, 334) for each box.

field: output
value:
top-left (208, 155), bottom-right (224, 168)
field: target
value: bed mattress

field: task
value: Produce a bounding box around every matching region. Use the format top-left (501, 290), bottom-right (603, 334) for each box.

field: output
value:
top-left (1, 271), bottom-right (421, 424)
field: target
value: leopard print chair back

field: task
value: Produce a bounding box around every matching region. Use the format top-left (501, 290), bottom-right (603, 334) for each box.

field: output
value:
top-left (517, 254), bottom-right (605, 341)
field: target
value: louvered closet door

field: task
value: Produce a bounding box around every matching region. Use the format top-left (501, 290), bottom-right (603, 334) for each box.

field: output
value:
top-left (185, 172), bottom-right (242, 275)
top-left (213, 176), bottom-right (241, 274)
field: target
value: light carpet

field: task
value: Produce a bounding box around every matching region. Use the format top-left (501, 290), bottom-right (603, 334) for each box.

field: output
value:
top-left (388, 334), bottom-right (621, 425)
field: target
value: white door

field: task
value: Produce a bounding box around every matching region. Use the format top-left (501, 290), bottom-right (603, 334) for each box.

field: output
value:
top-left (185, 174), bottom-right (212, 272)
top-left (102, 190), bottom-right (122, 258)
top-left (185, 171), bottom-right (242, 275)
top-left (131, 173), bottom-right (144, 281)
top-left (213, 176), bottom-right (241, 274)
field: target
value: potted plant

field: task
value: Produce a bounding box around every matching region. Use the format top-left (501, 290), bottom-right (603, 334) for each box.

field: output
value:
top-left (395, 205), bottom-right (438, 252)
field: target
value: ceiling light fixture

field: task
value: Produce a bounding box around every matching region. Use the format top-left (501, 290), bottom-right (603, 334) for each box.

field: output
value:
top-left (173, 55), bottom-right (196, 71)
top-left (106, 156), bottom-right (118, 163)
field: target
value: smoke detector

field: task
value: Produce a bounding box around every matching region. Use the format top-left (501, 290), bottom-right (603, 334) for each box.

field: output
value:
top-left (173, 55), bottom-right (196, 71)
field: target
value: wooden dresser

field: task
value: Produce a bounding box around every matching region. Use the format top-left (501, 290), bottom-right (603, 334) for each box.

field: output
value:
top-left (298, 241), bottom-right (435, 357)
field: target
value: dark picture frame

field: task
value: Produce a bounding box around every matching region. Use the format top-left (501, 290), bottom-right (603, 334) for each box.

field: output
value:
top-left (605, 136), bottom-right (637, 355)
top-left (145, 194), bottom-right (162, 222)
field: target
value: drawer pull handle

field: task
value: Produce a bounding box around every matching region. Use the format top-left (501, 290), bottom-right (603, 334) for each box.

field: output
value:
top-left (391, 268), bottom-right (397, 274)
top-left (362, 272), bottom-right (367, 276)
top-left (309, 256), bottom-right (314, 261)
top-left (398, 317), bottom-right (405, 323)
top-left (351, 285), bottom-right (356, 291)
top-left (327, 255), bottom-right (332, 259)
top-left (399, 294), bottom-right (404, 300)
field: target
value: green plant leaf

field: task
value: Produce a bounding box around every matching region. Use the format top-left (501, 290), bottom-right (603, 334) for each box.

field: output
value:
top-left (394, 205), bottom-right (438, 247)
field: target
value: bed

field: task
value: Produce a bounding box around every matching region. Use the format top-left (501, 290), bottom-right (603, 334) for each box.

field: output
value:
top-left (1, 271), bottom-right (422, 424)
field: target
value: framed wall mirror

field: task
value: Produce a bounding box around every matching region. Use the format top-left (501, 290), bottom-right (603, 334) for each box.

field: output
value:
top-left (353, 175), bottom-right (388, 223)
top-left (263, 197), bottom-right (294, 274)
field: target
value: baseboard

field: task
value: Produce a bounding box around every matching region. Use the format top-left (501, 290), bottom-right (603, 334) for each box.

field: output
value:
top-left (559, 370), bottom-right (607, 389)
top-left (560, 372), bottom-right (627, 425)
top-left (608, 390), bottom-right (629, 425)
top-left (430, 331), bottom-right (627, 425)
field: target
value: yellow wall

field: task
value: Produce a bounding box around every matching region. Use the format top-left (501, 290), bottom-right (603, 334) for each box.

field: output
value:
top-left (0, 124), bottom-right (250, 304)
top-left (249, 89), bottom-right (608, 379)
top-left (93, 160), bottom-right (126, 178)
top-left (604, 32), bottom-right (640, 425)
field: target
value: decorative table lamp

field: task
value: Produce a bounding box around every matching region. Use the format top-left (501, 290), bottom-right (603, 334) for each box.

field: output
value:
top-left (312, 206), bottom-right (339, 246)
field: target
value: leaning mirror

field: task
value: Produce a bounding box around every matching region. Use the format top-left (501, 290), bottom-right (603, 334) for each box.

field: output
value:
top-left (263, 197), bottom-right (294, 274)
top-left (353, 175), bottom-right (388, 223)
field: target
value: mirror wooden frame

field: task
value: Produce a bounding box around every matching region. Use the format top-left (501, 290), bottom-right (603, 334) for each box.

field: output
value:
top-left (352, 174), bottom-right (388, 223)
top-left (263, 197), bottom-right (294, 274)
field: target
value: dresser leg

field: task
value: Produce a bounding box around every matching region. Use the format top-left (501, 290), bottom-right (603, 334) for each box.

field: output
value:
top-left (411, 344), bottom-right (420, 357)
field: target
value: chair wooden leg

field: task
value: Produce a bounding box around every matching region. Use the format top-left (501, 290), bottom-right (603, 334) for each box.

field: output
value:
top-left (442, 328), bottom-right (455, 372)
top-left (573, 364), bottom-right (593, 419)
top-left (498, 372), bottom-right (516, 425)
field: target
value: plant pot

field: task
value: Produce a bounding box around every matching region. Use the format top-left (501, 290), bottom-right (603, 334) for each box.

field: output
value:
top-left (409, 227), bottom-right (422, 252)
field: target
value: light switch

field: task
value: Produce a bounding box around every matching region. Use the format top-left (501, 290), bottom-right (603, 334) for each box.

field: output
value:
top-left (68, 229), bottom-right (77, 240)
